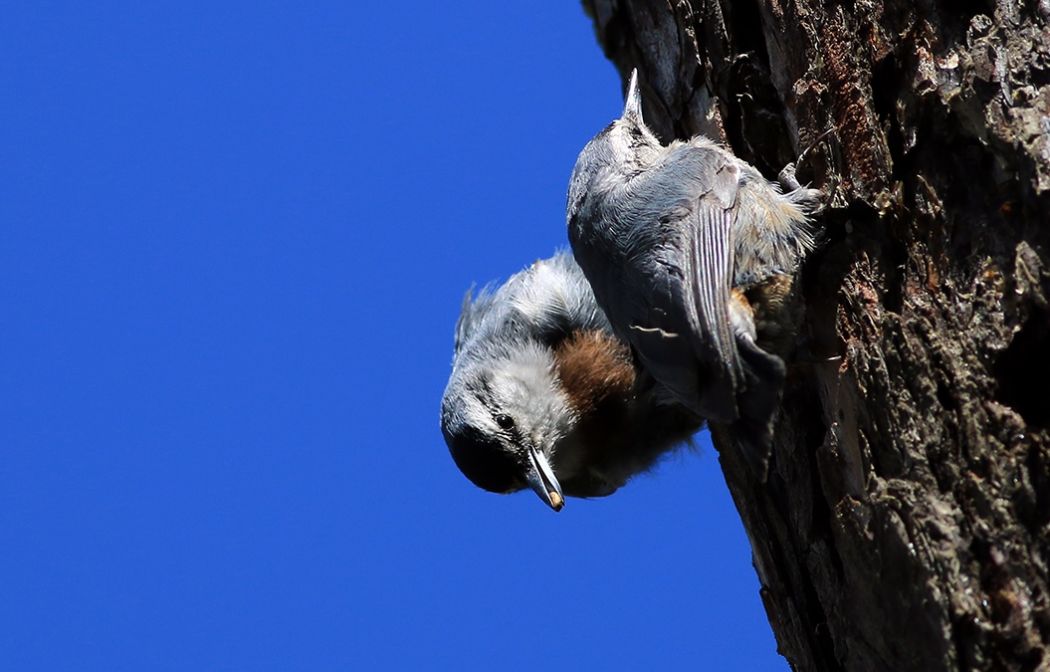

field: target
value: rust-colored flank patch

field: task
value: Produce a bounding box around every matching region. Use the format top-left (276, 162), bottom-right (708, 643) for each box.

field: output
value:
top-left (553, 330), bottom-right (635, 415)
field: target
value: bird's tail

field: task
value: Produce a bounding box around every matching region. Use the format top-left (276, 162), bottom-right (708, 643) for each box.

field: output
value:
top-left (730, 335), bottom-right (786, 480)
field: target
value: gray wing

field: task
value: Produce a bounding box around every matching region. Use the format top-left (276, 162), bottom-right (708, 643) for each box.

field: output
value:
top-left (617, 144), bottom-right (744, 422)
top-left (685, 201), bottom-right (786, 476)
top-left (687, 196), bottom-right (742, 383)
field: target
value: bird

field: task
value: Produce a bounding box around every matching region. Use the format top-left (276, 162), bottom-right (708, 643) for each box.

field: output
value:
top-left (566, 69), bottom-right (822, 473)
top-left (440, 251), bottom-right (702, 511)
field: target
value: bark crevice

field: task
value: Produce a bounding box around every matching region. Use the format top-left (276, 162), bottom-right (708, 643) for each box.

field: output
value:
top-left (580, 0), bottom-right (1050, 669)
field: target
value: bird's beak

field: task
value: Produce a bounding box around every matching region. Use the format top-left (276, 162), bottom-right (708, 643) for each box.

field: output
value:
top-left (526, 448), bottom-right (564, 512)
top-left (622, 68), bottom-right (642, 121)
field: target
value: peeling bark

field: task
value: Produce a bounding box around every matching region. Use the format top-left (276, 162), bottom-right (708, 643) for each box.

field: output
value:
top-left (579, 1), bottom-right (1050, 669)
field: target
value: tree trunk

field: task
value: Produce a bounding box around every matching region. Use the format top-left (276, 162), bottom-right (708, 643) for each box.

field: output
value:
top-left (579, 1), bottom-right (1050, 670)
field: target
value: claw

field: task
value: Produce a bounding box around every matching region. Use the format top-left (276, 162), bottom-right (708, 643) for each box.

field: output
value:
top-left (778, 162), bottom-right (802, 192)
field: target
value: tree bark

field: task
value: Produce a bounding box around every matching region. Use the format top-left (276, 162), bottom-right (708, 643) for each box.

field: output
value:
top-left (579, 1), bottom-right (1050, 670)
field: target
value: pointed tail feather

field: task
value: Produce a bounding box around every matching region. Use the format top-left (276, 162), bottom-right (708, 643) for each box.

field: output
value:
top-left (730, 335), bottom-right (786, 480)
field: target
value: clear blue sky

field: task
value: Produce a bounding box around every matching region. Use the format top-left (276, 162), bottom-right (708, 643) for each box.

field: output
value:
top-left (1, 3), bottom-right (786, 670)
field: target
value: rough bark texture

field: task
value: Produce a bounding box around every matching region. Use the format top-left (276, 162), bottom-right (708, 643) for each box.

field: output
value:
top-left (579, 1), bottom-right (1050, 670)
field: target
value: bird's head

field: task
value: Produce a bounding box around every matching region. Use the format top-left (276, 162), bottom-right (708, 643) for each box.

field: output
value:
top-left (440, 341), bottom-right (576, 512)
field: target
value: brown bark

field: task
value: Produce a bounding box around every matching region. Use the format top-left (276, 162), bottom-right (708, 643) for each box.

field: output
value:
top-left (579, 1), bottom-right (1050, 670)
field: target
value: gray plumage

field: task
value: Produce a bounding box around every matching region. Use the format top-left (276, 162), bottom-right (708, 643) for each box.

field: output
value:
top-left (440, 251), bottom-right (701, 511)
top-left (566, 70), bottom-right (820, 470)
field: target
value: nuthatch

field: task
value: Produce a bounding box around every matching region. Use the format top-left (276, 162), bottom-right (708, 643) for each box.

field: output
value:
top-left (566, 70), bottom-right (821, 470)
top-left (440, 251), bottom-right (701, 511)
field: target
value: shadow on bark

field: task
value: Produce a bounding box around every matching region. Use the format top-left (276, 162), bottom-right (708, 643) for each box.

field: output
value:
top-left (579, 1), bottom-right (1050, 669)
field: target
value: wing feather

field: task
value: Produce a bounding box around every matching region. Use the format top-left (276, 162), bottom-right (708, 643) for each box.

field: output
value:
top-left (689, 202), bottom-right (739, 378)
top-left (580, 143), bottom-right (749, 423)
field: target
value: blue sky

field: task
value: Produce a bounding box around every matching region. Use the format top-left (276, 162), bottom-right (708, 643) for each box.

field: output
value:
top-left (1, 3), bottom-right (786, 669)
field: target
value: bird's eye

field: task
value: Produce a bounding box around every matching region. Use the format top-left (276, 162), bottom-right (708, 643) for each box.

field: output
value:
top-left (495, 414), bottom-right (515, 430)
